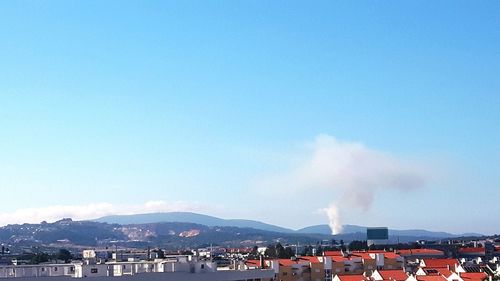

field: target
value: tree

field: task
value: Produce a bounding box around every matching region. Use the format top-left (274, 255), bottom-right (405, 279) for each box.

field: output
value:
top-left (316, 245), bottom-right (324, 256)
top-left (276, 243), bottom-right (287, 258)
top-left (31, 252), bottom-right (49, 264)
top-left (265, 243), bottom-right (294, 259)
top-left (265, 245), bottom-right (277, 258)
top-left (248, 246), bottom-right (259, 259)
top-left (284, 247), bottom-right (295, 259)
top-left (302, 245), bottom-right (313, 256)
top-left (56, 249), bottom-right (73, 263)
top-left (348, 240), bottom-right (368, 251)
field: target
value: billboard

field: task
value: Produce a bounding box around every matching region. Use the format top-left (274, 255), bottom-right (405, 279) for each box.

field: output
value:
top-left (366, 227), bottom-right (389, 240)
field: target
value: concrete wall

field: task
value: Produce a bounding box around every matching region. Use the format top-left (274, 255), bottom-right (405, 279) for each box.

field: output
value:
top-left (0, 270), bottom-right (275, 281)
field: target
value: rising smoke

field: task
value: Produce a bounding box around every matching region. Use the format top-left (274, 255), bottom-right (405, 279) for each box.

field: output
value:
top-left (322, 203), bottom-right (343, 235)
top-left (268, 134), bottom-right (427, 235)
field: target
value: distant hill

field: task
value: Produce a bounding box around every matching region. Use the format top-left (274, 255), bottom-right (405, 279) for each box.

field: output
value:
top-left (296, 224), bottom-right (366, 235)
top-left (94, 212), bottom-right (294, 233)
top-left (0, 219), bottom-right (331, 251)
top-left (297, 224), bottom-right (483, 238)
top-left (0, 215), bottom-right (486, 253)
top-left (296, 224), bottom-right (332, 234)
top-left (95, 212), bottom-right (483, 241)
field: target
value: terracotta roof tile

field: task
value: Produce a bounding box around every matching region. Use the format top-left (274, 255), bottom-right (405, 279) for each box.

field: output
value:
top-left (415, 275), bottom-right (448, 281)
top-left (458, 247), bottom-right (485, 254)
top-left (336, 274), bottom-right (372, 281)
top-left (422, 259), bottom-right (459, 268)
top-left (461, 272), bottom-right (488, 281)
top-left (399, 249), bottom-right (444, 256)
top-left (324, 251), bottom-right (344, 256)
top-left (377, 269), bottom-right (408, 281)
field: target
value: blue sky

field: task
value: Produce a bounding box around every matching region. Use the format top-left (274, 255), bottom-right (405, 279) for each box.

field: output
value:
top-left (0, 1), bottom-right (499, 234)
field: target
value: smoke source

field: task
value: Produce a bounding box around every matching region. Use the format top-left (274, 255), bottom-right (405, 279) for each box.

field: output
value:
top-left (322, 203), bottom-right (343, 235)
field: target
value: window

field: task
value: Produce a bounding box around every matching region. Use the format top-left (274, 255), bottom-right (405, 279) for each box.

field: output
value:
top-left (70, 267), bottom-right (75, 272)
top-left (91, 268), bottom-right (98, 274)
top-left (41, 268), bottom-right (45, 272)
top-left (201, 264), bottom-right (205, 269)
top-left (54, 267), bottom-right (58, 271)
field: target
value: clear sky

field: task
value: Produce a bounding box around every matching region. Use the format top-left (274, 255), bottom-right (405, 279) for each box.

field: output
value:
top-left (0, 1), bottom-right (499, 235)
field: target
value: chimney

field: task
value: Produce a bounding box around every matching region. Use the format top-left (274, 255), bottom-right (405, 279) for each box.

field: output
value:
top-left (259, 254), bottom-right (265, 269)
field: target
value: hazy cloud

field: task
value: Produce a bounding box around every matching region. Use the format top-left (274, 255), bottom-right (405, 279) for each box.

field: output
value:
top-left (259, 134), bottom-right (428, 234)
top-left (0, 200), bottom-right (208, 226)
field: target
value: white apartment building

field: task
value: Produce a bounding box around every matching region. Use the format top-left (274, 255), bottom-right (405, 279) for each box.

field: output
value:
top-left (0, 252), bottom-right (274, 281)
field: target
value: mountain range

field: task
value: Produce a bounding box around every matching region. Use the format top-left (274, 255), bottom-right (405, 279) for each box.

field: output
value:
top-left (0, 219), bottom-right (331, 251)
top-left (0, 212), bottom-right (483, 253)
top-left (94, 212), bottom-right (483, 239)
top-left (94, 212), bottom-right (294, 233)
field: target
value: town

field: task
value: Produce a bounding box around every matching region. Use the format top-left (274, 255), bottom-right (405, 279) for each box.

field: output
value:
top-left (0, 227), bottom-right (498, 281)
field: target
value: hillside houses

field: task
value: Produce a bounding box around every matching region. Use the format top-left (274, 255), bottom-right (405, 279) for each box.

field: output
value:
top-left (242, 246), bottom-right (499, 281)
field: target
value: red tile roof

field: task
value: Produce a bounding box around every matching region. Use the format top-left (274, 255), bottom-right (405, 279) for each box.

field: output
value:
top-left (245, 259), bottom-right (265, 268)
top-left (415, 275), bottom-right (448, 281)
top-left (458, 247), bottom-right (485, 254)
top-left (277, 258), bottom-right (312, 267)
top-left (336, 274), bottom-right (372, 281)
top-left (298, 256), bottom-right (321, 263)
top-left (324, 251), bottom-right (344, 256)
top-left (422, 259), bottom-right (459, 268)
top-left (399, 249), bottom-right (444, 256)
top-left (277, 259), bottom-right (296, 266)
top-left (352, 251), bottom-right (401, 260)
top-left (331, 256), bottom-right (351, 262)
top-left (423, 268), bottom-right (454, 277)
top-left (352, 252), bottom-right (374, 260)
top-left (377, 269), bottom-right (408, 281)
top-left (460, 272), bottom-right (488, 281)
top-left (379, 252), bottom-right (401, 259)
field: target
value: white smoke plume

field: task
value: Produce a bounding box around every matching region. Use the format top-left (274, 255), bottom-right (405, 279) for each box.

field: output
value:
top-left (321, 203), bottom-right (343, 234)
top-left (307, 135), bottom-right (426, 234)
top-left (262, 134), bottom-right (428, 235)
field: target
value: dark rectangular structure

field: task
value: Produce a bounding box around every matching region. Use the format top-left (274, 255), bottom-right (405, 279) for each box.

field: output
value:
top-left (367, 227), bottom-right (389, 240)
